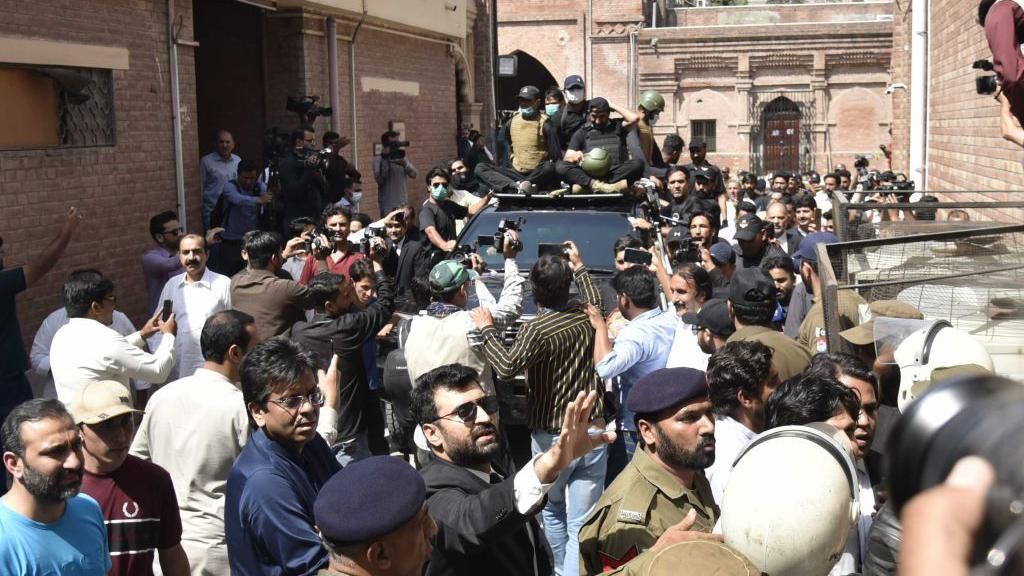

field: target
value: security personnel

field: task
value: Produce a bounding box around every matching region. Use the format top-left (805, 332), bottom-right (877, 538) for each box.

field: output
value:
top-left (579, 368), bottom-right (719, 576)
top-left (556, 97), bottom-right (646, 194)
top-left (313, 456), bottom-right (437, 576)
top-left (475, 85), bottom-right (561, 194)
top-left (607, 541), bottom-right (760, 576)
top-left (626, 91), bottom-right (670, 182)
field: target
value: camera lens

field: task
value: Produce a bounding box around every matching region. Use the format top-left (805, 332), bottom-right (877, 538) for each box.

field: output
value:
top-left (887, 375), bottom-right (1024, 568)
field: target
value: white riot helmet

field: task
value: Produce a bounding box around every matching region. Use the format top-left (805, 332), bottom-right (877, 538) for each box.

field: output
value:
top-left (886, 318), bottom-right (994, 412)
top-left (721, 424), bottom-right (859, 576)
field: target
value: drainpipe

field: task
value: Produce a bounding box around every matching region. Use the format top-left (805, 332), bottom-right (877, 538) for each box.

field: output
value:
top-left (167, 0), bottom-right (187, 230)
top-left (350, 1), bottom-right (368, 167)
top-left (327, 17), bottom-right (340, 134)
top-left (909, 0), bottom-right (928, 188)
top-left (586, 0), bottom-right (593, 91)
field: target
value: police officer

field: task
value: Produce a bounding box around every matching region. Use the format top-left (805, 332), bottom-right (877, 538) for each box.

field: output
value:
top-left (556, 97), bottom-right (646, 194)
top-left (626, 91), bottom-right (670, 183)
top-left (579, 367), bottom-right (719, 576)
top-left (313, 456), bottom-right (437, 576)
top-left (475, 85), bottom-right (561, 195)
top-left (607, 541), bottom-right (760, 576)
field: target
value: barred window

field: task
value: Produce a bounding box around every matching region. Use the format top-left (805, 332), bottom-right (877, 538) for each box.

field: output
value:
top-left (691, 120), bottom-right (717, 152)
top-left (0, 65), bottom-right (115, 150)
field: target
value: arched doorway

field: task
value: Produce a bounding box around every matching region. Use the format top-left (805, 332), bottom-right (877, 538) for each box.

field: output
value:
top-left (762, 97), bottom-right (801, 174)
top-left (495, 51), bottom-right (558, 115)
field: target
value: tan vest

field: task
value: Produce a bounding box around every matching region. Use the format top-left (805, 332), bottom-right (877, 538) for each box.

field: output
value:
top-left (509, 113), bottom-right (549, 173)
top-left (637, 121), bottom-right (655, 162)
top-left (405, 312), bottom-right (495, 395)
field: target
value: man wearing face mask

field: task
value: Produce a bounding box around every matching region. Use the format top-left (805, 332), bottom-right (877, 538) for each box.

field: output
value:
top-left (419, 167), bottom-right (492, 257)
top-left (626, 91), bottom-right (670, 184)
top-left (556, 97), bottom-right (645, 194)
top-left (475, 85), bottom-right (562, 195)
top-left (551, 75), bottom-right (590, 154)
top-left (682, 140), bottom-right (727, 226)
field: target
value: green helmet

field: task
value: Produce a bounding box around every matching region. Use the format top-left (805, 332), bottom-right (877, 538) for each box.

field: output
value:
top-left (581, 148), bottom-right (611, 178)
top-left (639, 90), bottom-right (665, 113)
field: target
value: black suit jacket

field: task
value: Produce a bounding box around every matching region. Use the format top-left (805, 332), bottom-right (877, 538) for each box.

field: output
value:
top-left (384, 234), bottom-right (427, 306)
top-left (421, 457), bottom-right (553, 576)
top-left (783, 227), bottom-right (804, 256)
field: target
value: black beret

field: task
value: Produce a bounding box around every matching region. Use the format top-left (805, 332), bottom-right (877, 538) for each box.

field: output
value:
top-left (314, 456), bottom-right (425, 545)
top-left (626, 367), bottom-right (709, 416)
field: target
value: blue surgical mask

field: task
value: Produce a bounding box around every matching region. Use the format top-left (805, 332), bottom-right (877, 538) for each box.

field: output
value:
top-left (519, 106), bottom-right (536, 118)
top-left (545, 104), bottom-right (560, 117)
top-left (431, 184), bottom-right (449, 201)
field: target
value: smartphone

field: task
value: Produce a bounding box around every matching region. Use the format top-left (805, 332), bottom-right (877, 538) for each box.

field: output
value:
top-left (537, 243), bottom-right (567, 259)
top-left (623, 247), bottom-right (652, 266)
top-left (814, 208), bottom-right (823, 229)
top-left (160, 299), bottom-right (172, 322)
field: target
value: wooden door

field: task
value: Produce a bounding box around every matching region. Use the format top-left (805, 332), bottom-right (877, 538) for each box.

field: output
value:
top-left (763, 114), bottom-right (800, 173)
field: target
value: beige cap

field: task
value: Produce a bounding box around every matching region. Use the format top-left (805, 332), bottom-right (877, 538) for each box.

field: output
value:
top-left (839, 299), bottom-right (924, 346)
top-left (70, 380), bottom-right (140, 425)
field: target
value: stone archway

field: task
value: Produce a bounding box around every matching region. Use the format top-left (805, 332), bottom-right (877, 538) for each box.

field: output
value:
top-left (495, 50), bottom-right (558, 113)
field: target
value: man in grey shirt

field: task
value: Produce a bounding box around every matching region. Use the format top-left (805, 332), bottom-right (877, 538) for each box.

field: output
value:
top-left (372, 130), bottom-right (417, 215)
top-left (200, 129), bottom-right (240, 231)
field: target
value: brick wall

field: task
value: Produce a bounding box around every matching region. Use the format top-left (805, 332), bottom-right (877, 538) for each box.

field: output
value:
top-left (889, 2), bottom-right (911, 173)
top-left (0, 0), bottom-right (200, 348)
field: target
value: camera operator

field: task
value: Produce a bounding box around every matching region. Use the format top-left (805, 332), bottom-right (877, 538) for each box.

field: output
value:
top-left (419, 166), bottom-right (492, 259)
top-left (980, 0), bottom-right (1024, 143)
top-left (278, 128), bottom-right (327, 235)
top-left (297, 206), bottom-right (366, 285)
top-left (373, 130), bottom-right (418, 215)
top-left (321, 131), bottom-right (360, 207)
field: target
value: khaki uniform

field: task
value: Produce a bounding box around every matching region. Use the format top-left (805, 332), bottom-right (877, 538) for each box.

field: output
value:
top-left (579, 449), bottom-right (719, 576)
top-left (727, 324), bottom-right (811, 381)
top-left (605, 540), bottom-right (761, 576)
top-left (509, 113), bottom-right (549, 172)
top-left (797, 290), bottom-right (867, 355)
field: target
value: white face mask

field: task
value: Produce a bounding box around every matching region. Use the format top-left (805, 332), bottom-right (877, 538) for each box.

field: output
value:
top-left (351, 192), bottom-right (363, 204)
top-left (566, 88), bottom-right (585, 104)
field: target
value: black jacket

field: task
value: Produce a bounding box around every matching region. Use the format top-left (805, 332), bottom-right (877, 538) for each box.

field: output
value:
top-left (421, 457), bottom-right (553, 576)
top-left (288, 271), bottom-right (394, 441)
top-left (383, 235), bottom-right (428, 309)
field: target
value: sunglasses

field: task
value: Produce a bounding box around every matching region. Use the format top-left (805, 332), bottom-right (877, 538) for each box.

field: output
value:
top-left (433, 396), bottom-right (500, 423)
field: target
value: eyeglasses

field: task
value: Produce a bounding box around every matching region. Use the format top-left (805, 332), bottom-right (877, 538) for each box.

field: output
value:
top-left (433, 396), bottom-right (500, 423)
top-left (268, 390), bottom-right (325, 412)
top-left (162, 227), bottom-right (183, 235)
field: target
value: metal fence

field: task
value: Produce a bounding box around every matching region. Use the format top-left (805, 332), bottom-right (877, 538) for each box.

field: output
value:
top-left (831, 191), bottom-right (1024, 242)
top-left (817, 224), bottom-right (1024, 379)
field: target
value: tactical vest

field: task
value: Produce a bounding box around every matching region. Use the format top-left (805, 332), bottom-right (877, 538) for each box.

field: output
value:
top-left (637, 122), bottom-right (654, 162)
top-left (584, 124), bottom-right (626, 166)
top-left (509, 113), bottom-right (549, 172)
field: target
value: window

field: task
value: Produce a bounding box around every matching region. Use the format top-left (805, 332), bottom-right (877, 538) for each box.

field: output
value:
top-left (0, 65), bottom-right (116, 150)
top-left (691, 120), bottom-right (717, 152)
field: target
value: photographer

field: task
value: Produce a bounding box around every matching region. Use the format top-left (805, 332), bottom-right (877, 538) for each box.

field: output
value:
top-left (373, 130), bottom-right (418, 215)
top-left (278, 128), bottom-right (327, 235)
top-left (321, 131), bottom-right (360, 206)
top-left (297, 206), bottom-right (366, 285)
top-left (980, 0), bottom-right (1024, 141)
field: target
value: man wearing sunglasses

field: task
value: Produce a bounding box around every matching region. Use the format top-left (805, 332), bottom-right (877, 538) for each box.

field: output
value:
top-left (411, 363), bottom-right (615, 576)
top-left (225, 338), bottom-right (342, 576)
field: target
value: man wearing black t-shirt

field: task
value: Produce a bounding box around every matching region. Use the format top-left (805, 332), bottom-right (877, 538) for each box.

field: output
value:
top-left (556, 98), bottom-right (645, 194)
top-left (418, 166), bottom-right (490, 259)
top-left (682, 140), bottom-right (727, 226)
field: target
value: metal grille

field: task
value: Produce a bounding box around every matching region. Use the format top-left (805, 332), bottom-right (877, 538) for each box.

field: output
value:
top-left (691, 119), bottom-right (717, 152)
top-left (58, 68), bottom-right (116, 147)
top-left (817, 225), bottom-right (1024, 379)
top-left (830, 191), bottom-right (1024, 242)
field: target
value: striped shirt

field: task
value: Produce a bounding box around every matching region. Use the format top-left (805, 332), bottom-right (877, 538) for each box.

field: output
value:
top-left (477, 266), bottom-right (605, 432)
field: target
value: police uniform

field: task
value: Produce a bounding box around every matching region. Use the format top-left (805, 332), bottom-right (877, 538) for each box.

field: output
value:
top-left (605, 540), bottom-right (761, 576)
top-left (578, 368), bottom-right (719, 576)
top-left (791, 232), bottom-right (867, 355)
top-left (313, 456), bottom-right (428, 576)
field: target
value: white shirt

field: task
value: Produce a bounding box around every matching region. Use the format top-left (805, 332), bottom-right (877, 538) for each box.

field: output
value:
top-left (704, 415), bottom-right (756, 506)
top-left (130, 368), bottom-right (249, 576)
top-left (30, 307), bottom-right (137, 399)
top-left (151, 268), bottom-right (232, 380)
top-left (50, 318), bottom-right (175, 402)
top-left (666, 319), bottom-right (710, 371)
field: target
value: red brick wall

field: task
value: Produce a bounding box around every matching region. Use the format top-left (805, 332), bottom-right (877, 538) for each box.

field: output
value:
top-left (0, 0), bottom-right (200, 347)
top-left (889, 2), bottom-right (912, 174)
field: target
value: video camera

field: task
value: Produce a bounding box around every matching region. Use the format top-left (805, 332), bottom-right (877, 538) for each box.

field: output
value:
top-left (386, 140), bottom-right (411, 161)
top-left (287, 95), bottom-right (333, 124)
top-left (477, 218), bottom-right (524, 253)
top-left (667, 236), bottom-right (703, 266)
top-left (974, 59), bottom-right (999, 95)
top-left (879, 180), bottom-right (916, 192)
top-left (888, 374), bottom-right (1024, 574)
top-left (449, 244), bottom-right (477, 268)
top-left (359, 226), bottom-right (388, 256)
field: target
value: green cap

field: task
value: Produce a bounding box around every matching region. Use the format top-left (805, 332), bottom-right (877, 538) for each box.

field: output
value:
top-left (429, 260), bottom-right (479, 295)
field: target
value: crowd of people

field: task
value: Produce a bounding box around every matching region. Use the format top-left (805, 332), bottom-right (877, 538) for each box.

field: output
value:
top-left (0, 72), bottom-right (1005, 576)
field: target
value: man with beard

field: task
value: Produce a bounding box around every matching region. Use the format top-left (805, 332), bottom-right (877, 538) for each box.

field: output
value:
top-left (702, 341), bottom-right (779, 505)
top-left (764, 202), bottom-right (802, 256)
top-left (579, 368), bottom-right (720, 575)
top-left (760, 255), bottom-right (797, 331)
top-left (72, 381), bottom-right (190, 576)
top-left (152, 234), bottom-right (232, 380)
top-left (225, 338), bottom-right (342, 575)
top-left (411, 363), bottom-right (615, 576)
top-left (0, 398), bottom-right (110, 573)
